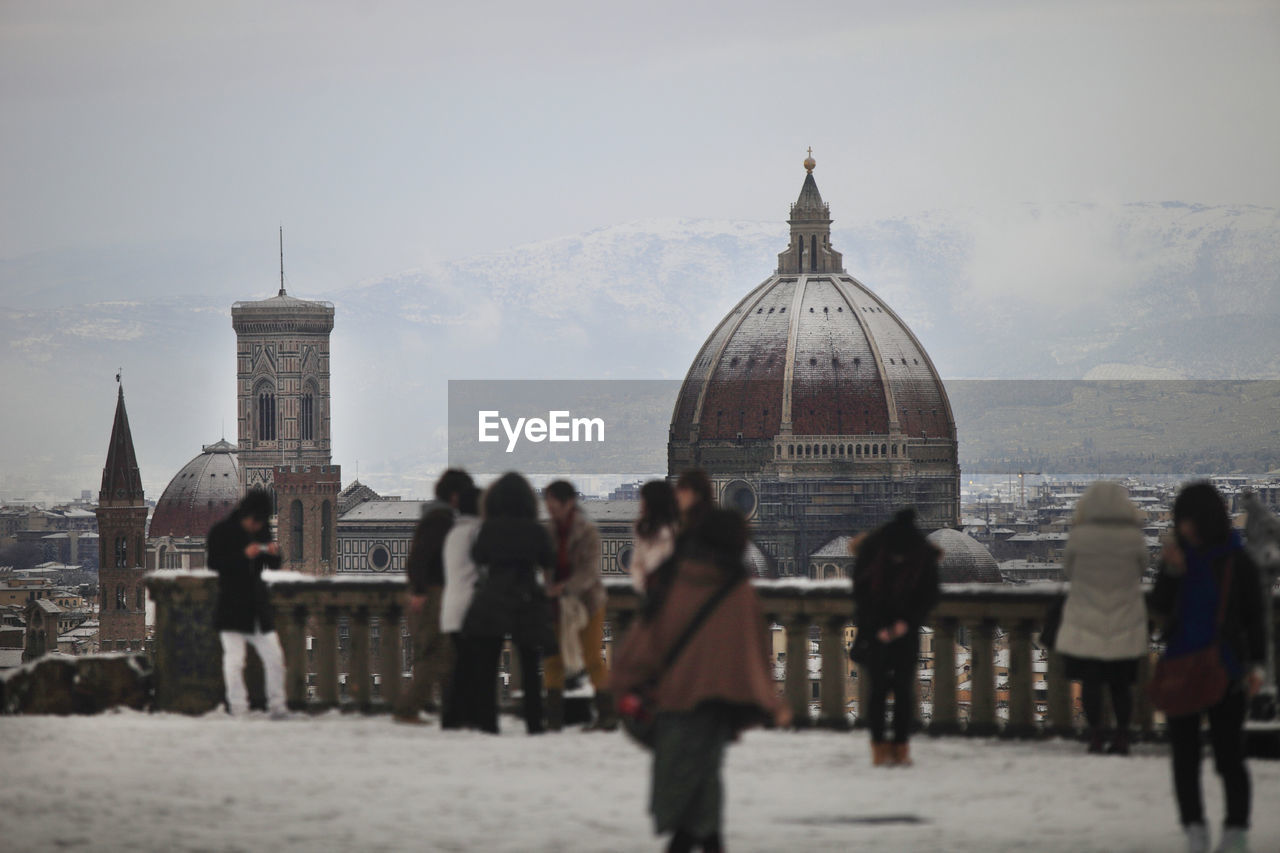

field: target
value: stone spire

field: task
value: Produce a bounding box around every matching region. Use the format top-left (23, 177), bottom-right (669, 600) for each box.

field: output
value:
top-left (778, 150), bottom-right (844, 275)
top-left (99, 383), bottom-right (145, 507)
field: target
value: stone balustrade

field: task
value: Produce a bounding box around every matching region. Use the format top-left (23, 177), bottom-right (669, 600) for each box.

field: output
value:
top-left (147, 570), bottom-right (1279, 736)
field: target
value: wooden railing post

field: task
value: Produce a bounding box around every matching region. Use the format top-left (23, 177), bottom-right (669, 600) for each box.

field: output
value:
top-left (349, 604), bottom-right (371, 711)
top-left (378, 604), bottom-right (403, 710)
top-left (968, 619), bottom-right (998, 736)
top-left (784, 612), bottom-right (812, 726)
top-left (316, 604), bottom-right (340, 708)
top-left (929, 618), bottom-right (959, 734)
top-left (819, 615), bottom-right (848, 728)
top-left (1046, 650), bottom-right (1073, 736)
top-left (1005, 619), bottom-right (1036, 738)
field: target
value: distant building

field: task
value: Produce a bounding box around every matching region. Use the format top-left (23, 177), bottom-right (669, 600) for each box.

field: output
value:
top-left (668, 157), bottom-right (961, 577)
top-left (232, 281), bottom-right (335, 495)
top-left (95, 385), bottom-right (148, 653)
top-left (275, 464), bottom-right (341, 576)
top-left (148, 439), bottom-right (242, 571)
top-left (337, 499), bottom-right (438, 574)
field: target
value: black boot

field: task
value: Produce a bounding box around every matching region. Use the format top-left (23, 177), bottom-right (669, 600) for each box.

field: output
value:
top-left (701, 833), bottom-right (723, 852)
top-left (1087, 729), bottom-right (1105, 754)
top-left (588, 689), bottom-right (618, 731)
top-left (666, 830), bottom-right (696, 853)
top-left (546, 689), bottom-right (564, 732)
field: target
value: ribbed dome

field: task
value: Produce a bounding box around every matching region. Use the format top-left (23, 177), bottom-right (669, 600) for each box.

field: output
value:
top-left (149, 440), bottom-right (242, 540)
top-left (670, 273), bottom-right (955, 442)
top-left (926, 528), bottom-right (1003, 584)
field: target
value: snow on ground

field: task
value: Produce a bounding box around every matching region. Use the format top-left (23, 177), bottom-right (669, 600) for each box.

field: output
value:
top-left (1, 712), bottom-right (1278, 853)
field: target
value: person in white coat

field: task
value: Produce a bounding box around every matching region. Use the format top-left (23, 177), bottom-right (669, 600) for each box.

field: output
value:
top-left (440, 486), bottom-right (483, 730)
top-left (1055, 481), bottom-right (1150, 754)
top-left (630, 480), bottom-right (679, 592)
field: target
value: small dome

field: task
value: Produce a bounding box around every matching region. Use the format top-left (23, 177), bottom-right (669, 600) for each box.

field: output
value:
top-left (926, 528), bottom-right (1003, 583)
top-left (150, 440), bottom-right (242, 540)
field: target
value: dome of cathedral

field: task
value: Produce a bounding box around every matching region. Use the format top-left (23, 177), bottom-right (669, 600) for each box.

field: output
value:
top-left (149, 440), bottom-right (242, 540)
top-left (926, 528), bottom-right (1003, 584)
top-left (669, 164), bottom-right (955, 451)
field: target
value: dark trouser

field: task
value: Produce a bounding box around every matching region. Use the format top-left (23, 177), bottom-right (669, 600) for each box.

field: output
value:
top-left (395, 588), bottom-right (451, 717)
top-left (1167, 684), bottom-right (1250, 829)
top-left (469, 637), bottom-right (544, 734)
top-left (1081, 667), bottom-right (1134, 734)
top-left (866, 633), bottom-right (918, 743)
top-left (444, 633), bottom-right (489, 730)
top-left (652, 706), bottom-right (733, 841)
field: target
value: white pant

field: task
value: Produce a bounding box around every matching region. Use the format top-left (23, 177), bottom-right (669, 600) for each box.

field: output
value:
top-left (220, 630), bottom-right (287, 714)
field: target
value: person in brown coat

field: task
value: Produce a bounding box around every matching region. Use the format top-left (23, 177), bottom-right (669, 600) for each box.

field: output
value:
top-left (612, 509), bottom-right (790, 853)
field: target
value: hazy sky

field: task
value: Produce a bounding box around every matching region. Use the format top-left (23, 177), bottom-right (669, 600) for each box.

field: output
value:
top-left (3, 0), bottom-right (1278, 292)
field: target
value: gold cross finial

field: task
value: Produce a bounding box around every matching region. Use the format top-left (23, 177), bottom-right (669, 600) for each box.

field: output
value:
top-left (803, 147), bottom-right (816, 173)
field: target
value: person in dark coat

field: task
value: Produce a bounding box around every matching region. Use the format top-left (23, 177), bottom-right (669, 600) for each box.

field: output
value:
top-left (207, 489), bottom-right (286, 716)
top-left (466, 472), bottom-right (555, 734)
top-left (395, 468), bottom-right (474, 724)
top-left (1151, 482), bottom-right (1267, 853)
top-left (612, 509), bottom-right (790, 853)
top-left (852, 508), bottom-right (941, 767)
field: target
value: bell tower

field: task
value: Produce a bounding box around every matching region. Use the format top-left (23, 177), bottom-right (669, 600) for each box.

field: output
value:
top-left (231, 231), bottom-right (335, 494)
top-left (777, 149), bottom-right (844, 275)
top-left (96, 381), bottom-right (149, 651)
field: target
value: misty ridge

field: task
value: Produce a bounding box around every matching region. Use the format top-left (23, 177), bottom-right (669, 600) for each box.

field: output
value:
top-left (2, 200), bottom-right (1278, 499)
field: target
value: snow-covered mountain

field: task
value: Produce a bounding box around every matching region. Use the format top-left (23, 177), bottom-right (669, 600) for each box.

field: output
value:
top-left (2, 202), bottom-right (1277, 499)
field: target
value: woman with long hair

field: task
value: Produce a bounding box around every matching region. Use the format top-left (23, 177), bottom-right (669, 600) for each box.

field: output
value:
top-left (1152, 482), bottom-right (1266, 853)
top-left (631, 480), bottom-right (680, 592)
top-left (465, 472), bottom-right (556, 734)
top-left (852, 508), bottom-right (940, 767)
top-left (1054, 481), bottom-right (1149, 755)
top-left (674, 469), bottom-right (714, 532)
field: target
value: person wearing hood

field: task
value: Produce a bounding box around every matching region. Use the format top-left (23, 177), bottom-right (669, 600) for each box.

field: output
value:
top-left (206, 489), bottom-right (286, 717)
top-left (1055, 481), bottom-right (1150, 755)
top-left (852, 508), bottom-right (940, 767)
top-left (1152, 483), bottom-right (1266, 853)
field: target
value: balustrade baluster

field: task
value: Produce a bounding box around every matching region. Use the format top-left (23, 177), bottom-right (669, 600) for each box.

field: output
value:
top-left (930, 618), bottom-right (959, 734)
top-left (349, 605), bottom-right (371, 711)
top-left (378, 604), bottom-right (403, 709)
top-left (819, 615), bottom-right (848, 728)
top-left (784, 612), bottom-right (812, 726)
top-left (968, 619), bottom-right (998, 736)
top-left (316, 604), bottom-right (339, 708)
top-left (1046, 649), bottom-right (1073, 736)
top-left (283, 603), bottom-right (308, 709)
top-left (1005, 619), bottom-right (1035, 738)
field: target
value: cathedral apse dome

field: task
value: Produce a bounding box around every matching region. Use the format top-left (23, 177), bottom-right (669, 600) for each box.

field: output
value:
top-left (668, 156), bottom-right (960, 576)
top-left (149, 440), bottom-right (242, 540)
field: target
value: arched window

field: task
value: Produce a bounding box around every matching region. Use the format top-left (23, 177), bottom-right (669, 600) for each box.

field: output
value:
top-left (301, 385), bottom-right (317, 442)
top-left (135, 584), bottom-right (144, 610)
top-left (810, 235), bottom-right (818, 272)
top-left (114, 535), bottom-right (127, 568)
top-left (290, 500), bottom-right (304, 561)
top-left (321, 500), bottom-right (332, 561)
top-left (856, 444), bottom-right (862, 458)
top-left (115, 584), bottom-right (127, 610)
top-left (881, 443), bottom-right (888, 457)
top-left (257, 383), bottom-right (277, 441)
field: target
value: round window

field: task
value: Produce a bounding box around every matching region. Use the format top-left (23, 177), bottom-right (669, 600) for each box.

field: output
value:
top-left (368, 545), bottom-right (391, 571)
top-left (617, 545), bottom-right (634, 571)
top-left (722, 480), bottom-right (757, 517)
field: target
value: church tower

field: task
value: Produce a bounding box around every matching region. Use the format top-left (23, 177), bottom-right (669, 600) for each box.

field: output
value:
top-left (777, 149), bottom-right (844, 275)
top-left (231, 235), bottom-right (335, 494)
top-left (96, 383), bottom-right (149, 651)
